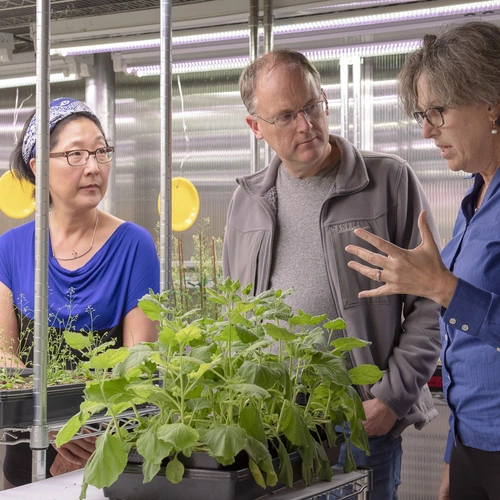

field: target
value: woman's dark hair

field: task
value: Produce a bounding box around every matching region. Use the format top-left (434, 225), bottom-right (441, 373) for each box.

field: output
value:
top-left (9, 111), bottom-right (107, 186)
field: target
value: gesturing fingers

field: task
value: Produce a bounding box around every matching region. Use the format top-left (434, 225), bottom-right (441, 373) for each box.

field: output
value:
top-left (349, 227), bottom-right (402, 257)
top-left (344, 242), bottom-right (387, 270)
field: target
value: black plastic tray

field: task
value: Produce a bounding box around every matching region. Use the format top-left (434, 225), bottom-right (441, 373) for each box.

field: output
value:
top-left (0, 382), bottom-right (85, 428)
top-left (104, 450), bottom-right (302, 500)
top-left (105, 440), bottom-right (342, 500)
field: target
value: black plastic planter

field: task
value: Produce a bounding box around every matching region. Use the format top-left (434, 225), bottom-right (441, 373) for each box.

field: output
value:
top-left (0, 382), bottom-right (85, 428)
top-left (104, 441), bottom-right (342, 500)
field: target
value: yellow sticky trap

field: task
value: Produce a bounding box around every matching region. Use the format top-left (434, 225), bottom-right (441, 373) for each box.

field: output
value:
top-left (0, 171), bottom-right (35, 219)
top-left (157, 177), bottom-right (200, 232)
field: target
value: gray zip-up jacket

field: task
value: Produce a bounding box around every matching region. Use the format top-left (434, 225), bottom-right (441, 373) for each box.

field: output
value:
top-left (223, 134), bottom-right (441, 436)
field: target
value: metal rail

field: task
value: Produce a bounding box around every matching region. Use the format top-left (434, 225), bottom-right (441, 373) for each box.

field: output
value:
top-left (0, 406), bottom-right (159, 445)
top-left (255, 468), bottom-right (371, 500)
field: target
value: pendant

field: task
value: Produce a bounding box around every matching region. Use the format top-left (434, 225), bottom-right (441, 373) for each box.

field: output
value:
top-left (71, 250), bottom-right (78, 259)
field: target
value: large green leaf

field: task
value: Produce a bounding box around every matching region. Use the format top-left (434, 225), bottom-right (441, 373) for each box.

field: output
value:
top-left (312, 440), bottom-right (333, 482)
top-left (340, 386), bottom-right (366, 420)
top-left (175, 325), bottom-right (201, 345)
top-left (277, 439), bottom-right (293, 487)
top-left (298, 444), bottom-right (314, 486)
top-left (205, 424), bottom-right (247, 461)
top-left (113, 344), bottom-right (153, 378)
top-left (214, 324), bottom-right (239, 342)
top-left (234, 302), bottom-right (255, 314)
top-left (84, 378), bottom-right (139, 405)
top-left (189, 344), bottom-right (217, 362)
top-left (234, 325), bottom-right (259, 344)
top-left (323, 420), bottom-right (338, 448)
top-left (237, 361), bottom-right (278, 389)
top-left (157, 423), bottom-right (199, 454)
top-left (309, 352), bottom-right (352, 386)
top-left (158, 326), bottom-right (177, 347)
top-left (281, 404), bottom-right (311, 447)
top-left (89, 347), bottom-right (129, 370)
top-left (56, 410), bottom-right (92, 447)
top-left (249, 458), bottom-right (266, 489)
top-left (206, 287), bottom-right (229, 306)
top-left (239, 402), bottom-right (267, 445)
top-left (136, 427), bottom-right (173, 465)
top-left (245, 437), bottom-right (278, 487)
top-left (84, 433), bottom-right (130, 488)
top-left (332, 337), bottom-right (370, 351)
top-left (142, 459), bottom-right (161, 484)
top-left (227, 310), bottom-right (252, 327)
top-left (64, 331), bottom-right (91, 350)
top-left (348, 416), bottom-right (370, 454)
top-left (324, 318), bottom-right (347, 331)
top-left (263, 324), bottom-right (295, 342)
top-left (349, 364), bottom-right (384, 385)
top-left (166, 455), bottom-right (184, 484)
top-left (138, 295), bottom-right (164, 321)
top-left (343, 440), bottom-right (357, 473)
top-left (229, 383), bottom-right (271, 400)
top-left (289, 310), bottom-right (327, 326)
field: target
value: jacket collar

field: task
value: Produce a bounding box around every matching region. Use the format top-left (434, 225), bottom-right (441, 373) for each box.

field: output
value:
top-left (236, 134), bottom-right (369, 197)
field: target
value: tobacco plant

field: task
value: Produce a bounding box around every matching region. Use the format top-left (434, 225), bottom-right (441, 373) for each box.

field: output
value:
top-left (56, 279), bottom-right (383, 500)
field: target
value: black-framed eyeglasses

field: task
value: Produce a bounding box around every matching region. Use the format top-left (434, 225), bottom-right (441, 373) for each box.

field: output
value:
top-left (413, 107), bottom-right (445, 128)
top-left (252, 99), bottom-right (328, 129)
top-left (49, 147), bottom-right (115, 166)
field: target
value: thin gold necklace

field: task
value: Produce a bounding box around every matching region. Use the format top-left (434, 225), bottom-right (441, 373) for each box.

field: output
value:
top-left (51, 209), bottom-right (99, 261)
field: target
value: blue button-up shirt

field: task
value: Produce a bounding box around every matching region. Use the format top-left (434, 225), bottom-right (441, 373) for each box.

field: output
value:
top-left (440, 168), bottom-right (500, 462)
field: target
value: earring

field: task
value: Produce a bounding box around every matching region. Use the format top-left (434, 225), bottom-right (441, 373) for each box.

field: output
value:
top-left (493, 119), bottom-right (499, 135)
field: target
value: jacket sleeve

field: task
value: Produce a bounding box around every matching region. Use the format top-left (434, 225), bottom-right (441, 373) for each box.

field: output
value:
top-left (369, 163), bottom-right (442, 419)
top-left (222, 196), bottom-right (234, 280)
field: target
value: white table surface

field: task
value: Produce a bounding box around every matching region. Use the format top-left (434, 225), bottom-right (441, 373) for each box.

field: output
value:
top-left (0, 470), bottom-right (106, 500)
top-left (0, 468), bottom-right (369, 500)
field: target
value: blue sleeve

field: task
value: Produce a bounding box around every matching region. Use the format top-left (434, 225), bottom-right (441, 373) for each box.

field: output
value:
top-left (124, 226), bottom-right (160, 315)
top-left (443, 278), bottom-right (500, 349)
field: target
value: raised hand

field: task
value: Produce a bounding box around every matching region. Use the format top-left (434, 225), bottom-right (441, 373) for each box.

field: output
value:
top-left (345, 210), bottom-right (457, 307)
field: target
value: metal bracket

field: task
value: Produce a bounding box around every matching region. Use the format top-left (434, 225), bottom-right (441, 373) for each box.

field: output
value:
top-left (0, 32), bottom-right (14, 63)
top-left (64, 54), bottom-right (94, 78)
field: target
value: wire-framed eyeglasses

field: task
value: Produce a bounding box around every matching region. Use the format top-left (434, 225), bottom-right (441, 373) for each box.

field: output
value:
top-left (413, 107), bottom-right (445, 128)
top-left (49, 147), bottom-right (115, 166)
top-left (252, 99), bottom-right (328, 129)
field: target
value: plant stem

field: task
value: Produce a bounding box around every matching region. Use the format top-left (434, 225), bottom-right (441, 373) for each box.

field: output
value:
top-left (199, 233), bottom-right (204, 315)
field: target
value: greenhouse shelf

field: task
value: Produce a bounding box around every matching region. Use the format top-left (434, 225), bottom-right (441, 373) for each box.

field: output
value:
top-left (0, 468), bottom-right (371, 499)
top-left (255, 468), bottom-right (371, 500)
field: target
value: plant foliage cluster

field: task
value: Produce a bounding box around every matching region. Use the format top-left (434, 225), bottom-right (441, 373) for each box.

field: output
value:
top-left (0, 293), bottom-right (114, 389)
top-left (57, 279), bottom-right (383, 500)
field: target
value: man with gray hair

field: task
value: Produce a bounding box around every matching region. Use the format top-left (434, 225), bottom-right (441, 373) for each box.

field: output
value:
top-left (222, 49), bottom-right (441, 499)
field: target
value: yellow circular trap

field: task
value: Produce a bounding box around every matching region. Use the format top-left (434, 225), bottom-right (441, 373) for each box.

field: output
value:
top-left (0, 170), bottom-right (35, 219)
top-left (157, 177), bottom-right (200, 232)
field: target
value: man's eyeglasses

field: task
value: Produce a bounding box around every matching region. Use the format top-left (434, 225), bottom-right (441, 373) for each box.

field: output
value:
top-left (49, 147), bottom-right (115, 166)
top-left (252, 99), bottom-right (328, 129)
top-left (413, 107), bottom-right (445, 128)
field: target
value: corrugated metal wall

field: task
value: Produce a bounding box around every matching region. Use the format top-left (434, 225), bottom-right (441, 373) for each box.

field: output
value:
top-left (0, 55), bottom-right (470, 256)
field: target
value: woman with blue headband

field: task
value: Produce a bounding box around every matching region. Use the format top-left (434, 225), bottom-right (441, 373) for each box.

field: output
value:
top-left (0, 97), bottom-right (160, 487)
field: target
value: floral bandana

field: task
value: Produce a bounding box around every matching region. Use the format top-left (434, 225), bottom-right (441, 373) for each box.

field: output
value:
top-left (21, 97), bottom-right (95, 167)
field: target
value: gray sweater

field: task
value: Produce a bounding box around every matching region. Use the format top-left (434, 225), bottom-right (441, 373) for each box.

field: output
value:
top-left (223, 134), bottom-right (441, 436)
